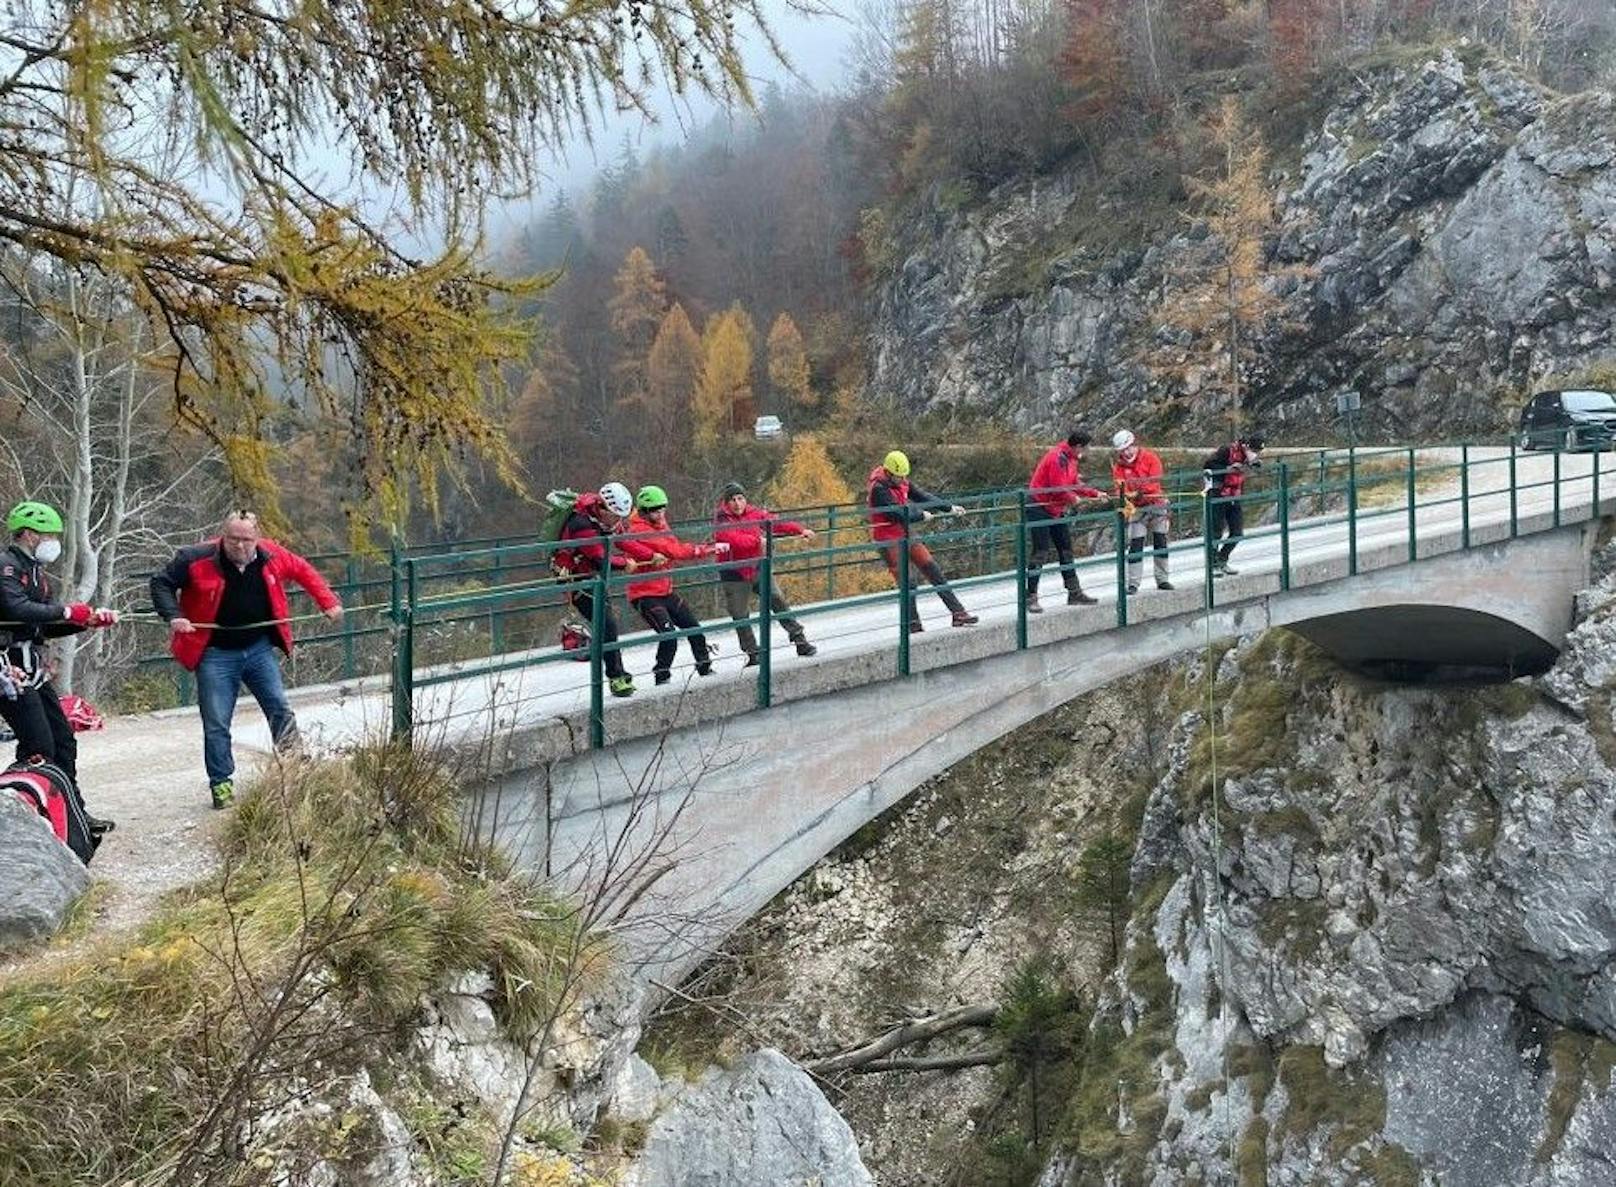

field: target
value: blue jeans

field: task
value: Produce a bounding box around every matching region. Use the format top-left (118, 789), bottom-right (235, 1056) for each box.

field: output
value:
top-left (196, 638), bottom-right (298, 786)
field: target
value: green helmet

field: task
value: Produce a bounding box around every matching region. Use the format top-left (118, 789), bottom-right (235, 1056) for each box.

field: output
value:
top-left (7, 501), bottom-right (62, 535)
top-left (883, 450), bottom-right (911, 478)
top-left (636, 484), bottom-right (669, 511)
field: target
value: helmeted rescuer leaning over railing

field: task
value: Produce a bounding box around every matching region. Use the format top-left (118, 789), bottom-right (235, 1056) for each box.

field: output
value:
top-left (624, 485), bottom-right (729, 686)
top-left (150, 510), bottom-right (343, 810)
top-left (1111, 430), bottom-right (1175, 595)
top-left (867, 450), bottom-right (979, 632)
top-left (552, 482), bottom-right (662, 700)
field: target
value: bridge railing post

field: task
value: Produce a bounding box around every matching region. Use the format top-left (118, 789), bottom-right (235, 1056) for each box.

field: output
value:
top-left (342, 555), bottom-right (359, 679)
top-left (390, 555), bottom-right (416, 743)
top-left (1553, 446), bottom-right (1562, 528)
top-left (1278, 462), bottom-right (1291, 591)
top-left (1595, 447), bottom-right (1602, 521)
top-left (1509, 440), bottom-right (1519, 538)
top-left (588, 537), bottom-right (611, 750)
top-left (826, 504), bottom-right (838, 602)
top-left (1347, 446), bottom-right (1359, 577)
top-left (898, 518), bottom-right (913, 677)
top-left (757, 523), bottom-right (774, 709)
top-left (1461, 444), bottom-right (1471, 549)
top-left (1015, 490), bottom-right (1029, 650)
top-left (1406, 446), bottom-right (1417, 563)
top-left (490, 547), bottom-right (506, 656)
top-left (1202, 488), bottom-right (1216, 610)
top-left (1114, 510), bottom-right (1128, 628)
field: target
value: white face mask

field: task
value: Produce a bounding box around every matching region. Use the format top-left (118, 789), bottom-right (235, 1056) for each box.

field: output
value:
top-left (33, 538), bottom-right (61, 565)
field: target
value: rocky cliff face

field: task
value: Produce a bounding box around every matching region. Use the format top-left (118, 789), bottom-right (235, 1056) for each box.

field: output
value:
top-left (1071, 542), bottom-right (1616, 1186)
top-left (870, 49), bottom-right (1616, 440)
top-left (650, 542), bottom-right (1616, 1185)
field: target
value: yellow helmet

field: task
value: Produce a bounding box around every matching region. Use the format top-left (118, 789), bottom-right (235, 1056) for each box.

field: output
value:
top-left (883, 450), bottom-right (911, 477)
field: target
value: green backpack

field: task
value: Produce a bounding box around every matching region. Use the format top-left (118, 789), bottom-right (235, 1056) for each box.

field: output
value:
top-left (540, 489), bottom-right (579, 546)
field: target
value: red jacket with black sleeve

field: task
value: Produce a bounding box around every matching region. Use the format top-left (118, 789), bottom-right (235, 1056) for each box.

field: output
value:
top-left (1028, 444), bottom-right (1103, 517)
top-left (150, 539), bottom-right (340, 671)
top-left (867, 468), bottom-right (948, 543)
top-left (712, 503), bottom-right (809, 584)
top-left (623, 513), bottom-right (723, 601)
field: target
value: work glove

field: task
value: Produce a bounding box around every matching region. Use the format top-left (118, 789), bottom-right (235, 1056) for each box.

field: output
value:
top-left (712, 542), bottom-right (732, 556)
top-left (950, 504), bottom-right (966, 517)
top-left (62, 603), bottom-right (93, 626)
top-left (90, 608), bottom-right (118, 627)
top-left (1202, 473), bottom-right (1215, 494)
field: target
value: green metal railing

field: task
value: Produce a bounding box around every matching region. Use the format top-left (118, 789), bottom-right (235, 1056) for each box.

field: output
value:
top-left (373, 442), bottom-right (1615, 749)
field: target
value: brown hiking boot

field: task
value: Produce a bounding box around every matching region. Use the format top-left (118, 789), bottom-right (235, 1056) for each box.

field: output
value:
top-left (951, 611), bottom-right (979, 627)
top-left (1026, 595), bottom-right (1043, 614)
top-left (908, 619), bottom-right (925, 634)
top-left (1068, 588), bottom-right (1098, 605)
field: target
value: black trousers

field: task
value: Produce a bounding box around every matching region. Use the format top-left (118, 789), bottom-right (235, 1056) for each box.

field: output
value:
top-left (633, 594), bottom-right (710, 674)
top-left (568, 588), bottom-right (625, 679)
top-left (1210, 501), bottom-right (1245, 562)
top-left (0, 681), bottom-right (80, 804)
top-left (1026, 506), bottom-right (1083, 596)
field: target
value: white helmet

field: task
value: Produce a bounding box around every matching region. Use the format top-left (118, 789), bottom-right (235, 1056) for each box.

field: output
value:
top-left (599, 482), bottom-right (633, 517)
top-left (1112, 429), bottom-right (1136, 451)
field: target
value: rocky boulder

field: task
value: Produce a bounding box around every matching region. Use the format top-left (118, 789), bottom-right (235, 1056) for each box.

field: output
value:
top-left (625, 1048), bottom-right (874, 1187)
top-left (0, 794), bottom-right (89, 951)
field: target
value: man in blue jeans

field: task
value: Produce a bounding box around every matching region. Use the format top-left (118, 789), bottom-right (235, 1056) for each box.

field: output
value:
top-left (151, 512), bottom-right (342, 807)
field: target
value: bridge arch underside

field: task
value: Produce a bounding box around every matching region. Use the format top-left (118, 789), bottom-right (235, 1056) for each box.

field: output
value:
top-left (1286, 604), bottom-right (1561, 680)
top-left (495, 525), bottom-right (1591, 988)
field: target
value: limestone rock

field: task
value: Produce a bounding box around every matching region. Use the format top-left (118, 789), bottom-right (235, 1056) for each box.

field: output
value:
top-left (625, 1048), bottom-right (873, 1187)
top-left (868, 50), bottom-right (1615, 440)
top-left (0, 794), bottom-right (89, 951)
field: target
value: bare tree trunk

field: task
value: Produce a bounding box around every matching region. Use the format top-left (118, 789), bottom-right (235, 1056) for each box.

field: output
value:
top-left (807, 1003), bottom-right (999, 1075)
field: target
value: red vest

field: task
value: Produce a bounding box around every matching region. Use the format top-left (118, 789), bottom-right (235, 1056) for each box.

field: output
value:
top-left (867, 467), bottom-right (911, 543)
top-left (1215, 443), bottom-right (1254, 496)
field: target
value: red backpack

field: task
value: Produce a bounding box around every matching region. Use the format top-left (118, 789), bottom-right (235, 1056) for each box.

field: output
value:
top-left (1, 761), bottom-right (96, 864)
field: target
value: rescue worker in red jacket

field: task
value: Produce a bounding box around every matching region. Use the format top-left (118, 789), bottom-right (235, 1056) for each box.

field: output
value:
top-left (1202, 432), bottom-right (1266, 577)
top-left (712, 481), bottom-right (818, 665)
top-left (554, 482), bottom-right (661, 698)
top-left (1025, 430), bottom-right (1103, 612)
top-left (1111, 430), bottom-right (1175, 594)
top-left (150, 510), bottom-right (342, 808)
top-left (624, 486), bottom-right (729, 685)
top-left (0, 500), bottom-right (118, 832)
top-left (867, 450), bottom-right (978, 632)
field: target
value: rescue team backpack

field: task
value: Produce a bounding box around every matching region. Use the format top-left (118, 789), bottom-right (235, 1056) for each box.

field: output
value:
top-left (540, 490), bottom-right (579, 547)
top-left (0, 759), bottom-right (95, 864)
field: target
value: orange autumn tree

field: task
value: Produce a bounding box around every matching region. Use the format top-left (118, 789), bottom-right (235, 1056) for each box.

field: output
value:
top-left (766, 312), bottom-right (814, 418)
top-left (694, 306), bottom-right (756, 448)
top-left (765, 434), bottom-right (884, 600)
top-left (644, 303), bottom-right (704, 466)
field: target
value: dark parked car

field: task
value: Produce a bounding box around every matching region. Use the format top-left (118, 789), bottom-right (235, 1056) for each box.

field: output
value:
top-left (1517, 389), bottom-right (1616, 451)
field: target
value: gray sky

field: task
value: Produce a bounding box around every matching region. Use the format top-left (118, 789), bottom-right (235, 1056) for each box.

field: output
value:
top-left (486, 0), bottom-right (861, 240)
